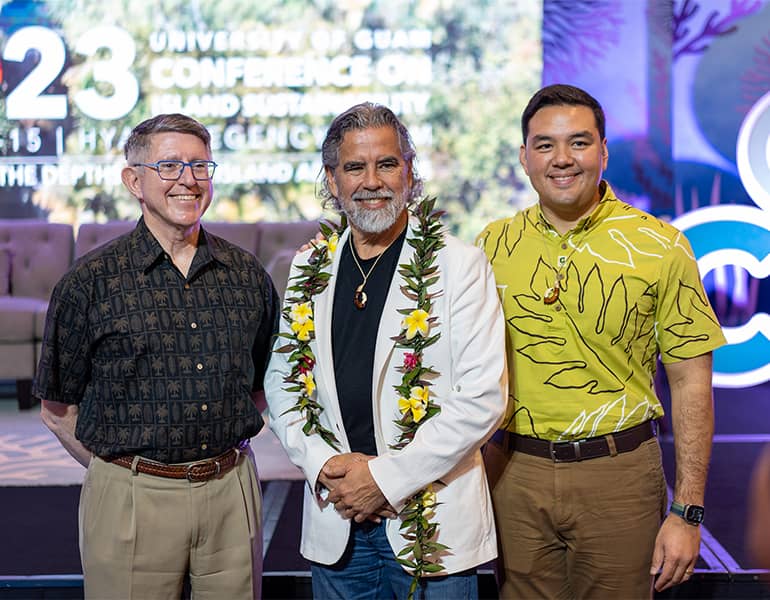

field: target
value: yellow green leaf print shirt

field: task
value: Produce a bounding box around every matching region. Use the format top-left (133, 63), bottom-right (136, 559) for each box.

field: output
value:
top-left (476, 182), bottom-right (726, 441)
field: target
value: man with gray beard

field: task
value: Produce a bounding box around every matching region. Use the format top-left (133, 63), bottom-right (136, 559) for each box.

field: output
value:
top-left (264, 102), bottom-right (508, 599)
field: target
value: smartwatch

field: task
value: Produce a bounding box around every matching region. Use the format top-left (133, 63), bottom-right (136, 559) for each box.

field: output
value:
top-left (669, 501), bottom-right (705, 525)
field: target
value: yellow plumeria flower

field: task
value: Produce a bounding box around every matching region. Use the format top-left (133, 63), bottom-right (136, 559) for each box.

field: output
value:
top-left (410, 399), bottom-right (427, 423)
top-left (291, 318), bottom-right (315, 341)
top-left (326, 233), bottom-right (339, 256)
top-left (398, 396), bottom-right (411, 415)
top-left (299, 372), bottom-right (316, 396)
top-left (316, 232), bottom-right (339, 257)
top-left (289, 302), bottom-right (313, 325)
top-left (420, 486), bottom-right (437, 518)
top-left (401, 309), bottom-right (430, 340)
top-left (410, 386), bottom-right (430, 405)
top-left (407, 386), bottom-right (430, 422)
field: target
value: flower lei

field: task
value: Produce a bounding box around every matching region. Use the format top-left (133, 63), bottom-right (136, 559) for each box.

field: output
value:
top-left (275, 197), bottom-right (447, 599)
top-left (390, 197), bottom-right (448, 598)
top-left (274, 217), bottom-right (345, 449)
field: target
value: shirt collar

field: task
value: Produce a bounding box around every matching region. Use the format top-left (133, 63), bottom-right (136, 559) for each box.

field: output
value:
top-left (129, 218), bottom-right (233, 274)
top-left (199, 225), bottom-right (234, 268)
top-left (534, 179), bottom-right (618, 235)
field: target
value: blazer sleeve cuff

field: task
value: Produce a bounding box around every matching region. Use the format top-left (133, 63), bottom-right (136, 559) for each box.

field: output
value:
top-left (367, 455), bottom-right (412, 513)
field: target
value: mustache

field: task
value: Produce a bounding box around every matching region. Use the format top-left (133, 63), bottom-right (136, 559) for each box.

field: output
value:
top-left (351, 190), bottom-right (395, 201)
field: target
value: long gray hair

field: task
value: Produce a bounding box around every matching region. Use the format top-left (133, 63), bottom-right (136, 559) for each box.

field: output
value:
top-left (318, 102), bottom-right (424, 209)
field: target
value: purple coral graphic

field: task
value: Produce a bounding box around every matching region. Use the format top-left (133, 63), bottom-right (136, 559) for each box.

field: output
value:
top-left (673, 0), bottom-right (762, 59)
top-left (739, 33), bottom-right (770, 114)
top-left (542, 0), bottom-right (624, 80)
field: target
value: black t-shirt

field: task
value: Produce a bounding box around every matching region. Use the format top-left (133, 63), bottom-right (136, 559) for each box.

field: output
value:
top-left (332, 227), bottom-right (407, 455)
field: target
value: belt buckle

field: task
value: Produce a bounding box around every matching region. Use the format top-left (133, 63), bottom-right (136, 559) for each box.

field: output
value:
top-left (186, 459), bottom-right (220, 482)
top-left (550, 440), bottom-right (582, 462)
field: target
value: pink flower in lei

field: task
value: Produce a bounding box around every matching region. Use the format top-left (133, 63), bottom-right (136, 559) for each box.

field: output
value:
top-left (403, 352), bottom-right (419, 370)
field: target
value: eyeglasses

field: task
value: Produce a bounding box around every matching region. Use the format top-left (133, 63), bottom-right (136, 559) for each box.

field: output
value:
top-left (132, 160), bottom-right (218, 181)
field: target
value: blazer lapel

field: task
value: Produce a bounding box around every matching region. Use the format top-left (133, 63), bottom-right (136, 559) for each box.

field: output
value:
top-left (312, 227), bottom-right (350, 442)
top-left (372, 220), bottom-right (417, 396)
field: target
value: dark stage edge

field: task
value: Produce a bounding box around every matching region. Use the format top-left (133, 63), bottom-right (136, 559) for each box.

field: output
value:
top-left (1, 483), bottom-right (769, 599)
top-left (1, 572), bottom-right (769, 599)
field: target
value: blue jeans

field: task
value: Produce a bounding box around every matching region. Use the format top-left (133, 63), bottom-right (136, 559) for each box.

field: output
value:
top-left (311, 520), bottom-right (478, 599)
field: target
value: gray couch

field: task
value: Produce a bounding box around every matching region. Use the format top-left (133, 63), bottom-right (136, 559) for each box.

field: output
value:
top-left (0, 218), bottom-right (319, 409)
top-left (0, 221), bottom-right (74, 409)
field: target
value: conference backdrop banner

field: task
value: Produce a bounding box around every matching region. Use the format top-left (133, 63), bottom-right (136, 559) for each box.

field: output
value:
top-left (0, 0), bottom-right (542, 240)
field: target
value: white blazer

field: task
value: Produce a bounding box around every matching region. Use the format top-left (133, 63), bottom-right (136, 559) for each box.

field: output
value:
top-left (264, 221), bottom-right (508, 574)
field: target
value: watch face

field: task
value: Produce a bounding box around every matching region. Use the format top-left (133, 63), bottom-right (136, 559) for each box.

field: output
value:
top-left (684, 505), bottom-right (705, 524)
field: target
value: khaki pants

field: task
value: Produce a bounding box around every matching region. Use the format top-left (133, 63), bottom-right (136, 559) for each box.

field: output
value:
top-left (485, 437), bottom-right (667, 599)
top-left (79, 449), bottom-right (262, 600)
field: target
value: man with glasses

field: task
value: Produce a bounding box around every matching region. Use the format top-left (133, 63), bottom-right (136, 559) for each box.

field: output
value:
top-left (34, 113), bottom-right (279, 599)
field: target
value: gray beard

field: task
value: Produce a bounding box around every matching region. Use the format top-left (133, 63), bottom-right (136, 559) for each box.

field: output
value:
top-left (343, 194), bottom-right (407, 234)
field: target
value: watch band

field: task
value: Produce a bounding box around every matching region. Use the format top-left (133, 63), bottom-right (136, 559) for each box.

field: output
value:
top-left (670, 501), bottom-right (705, 525)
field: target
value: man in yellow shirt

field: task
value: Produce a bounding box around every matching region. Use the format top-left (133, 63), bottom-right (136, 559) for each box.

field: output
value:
top-left (478, 84), bottom-right (726, 599)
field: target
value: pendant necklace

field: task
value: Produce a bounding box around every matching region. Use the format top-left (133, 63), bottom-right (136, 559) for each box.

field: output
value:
top-left (350, 244), bottom-right (387, 310)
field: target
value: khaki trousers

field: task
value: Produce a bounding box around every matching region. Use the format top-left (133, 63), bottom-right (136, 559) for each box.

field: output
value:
top-left (485, 437), bottom-right (667, 599)
top-left (79, 449), bottom-right (262, 600)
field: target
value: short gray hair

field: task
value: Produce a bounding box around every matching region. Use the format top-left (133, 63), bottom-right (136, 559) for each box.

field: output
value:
top-left (319, 102), bottom-right (424, 208)
top-left (124, 113), bottom-right (211, 162)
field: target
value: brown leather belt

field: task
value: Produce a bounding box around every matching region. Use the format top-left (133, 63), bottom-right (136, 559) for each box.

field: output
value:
top-left (493, 420), bottom-right (656, 463)
top-left (109, 442), bottom-right (246, 482)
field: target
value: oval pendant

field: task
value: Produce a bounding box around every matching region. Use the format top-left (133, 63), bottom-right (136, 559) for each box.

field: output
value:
top-left (543, 286), bottom-right (559, 305)
top-left (354, 286), bottom-right (368, 309)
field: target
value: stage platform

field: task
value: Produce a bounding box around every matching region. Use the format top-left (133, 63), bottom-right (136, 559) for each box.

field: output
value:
top-left (1, 381), bottom-right (769, 599)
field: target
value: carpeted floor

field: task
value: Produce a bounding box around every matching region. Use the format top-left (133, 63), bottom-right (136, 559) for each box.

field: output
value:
top-left (0, 398), bottom-right (302, 486)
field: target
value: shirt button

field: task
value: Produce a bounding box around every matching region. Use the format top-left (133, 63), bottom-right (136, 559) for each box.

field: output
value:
top-left (201, 404), bottom-right (208, 411)
top-left (184, 283), bottom-right (191, 290)
top-left (196, 363), bottom-right (204, 371)
top-left (561, 243), bottom-right (568, 250)
top-left (201, 443), bottom-right (207, 450)
top-left (555, 305), bottom-right (562, 312)
top-left (190, 322), bottom-right (198, 329)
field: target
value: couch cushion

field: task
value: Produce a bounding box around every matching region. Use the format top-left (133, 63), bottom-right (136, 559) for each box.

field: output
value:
top-left (0, 344), bottom-right (37, 380)
top-left (0, 244), bottom-right (11, 296)
top-left (75, 221), bottom-right (136, 258)
top-left (0, 220), bottom-right (74, 301)
top-left (257, 221), bottom-right (319, 268)
top-left (0, 296), bottom-right (47, 341)
top-left (265, 248), bottom-right (298, 299)
top-left (35, 302), bottom-right (50, 339)
top-left (203, 221), bottom-right (261, 257)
